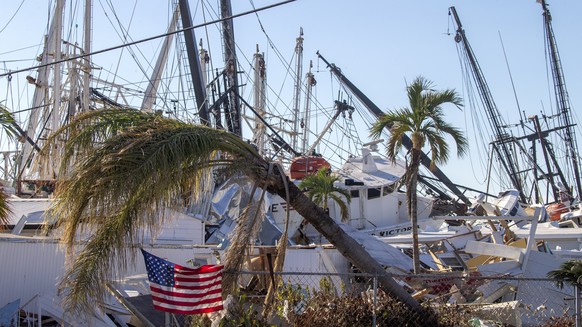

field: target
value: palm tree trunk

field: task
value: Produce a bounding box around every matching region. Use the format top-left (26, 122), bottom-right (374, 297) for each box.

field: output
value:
top-left (409, 149), bottom-right (421, 274)
top-left (264, 167), bottom-right (432, 320)
top-left (577, 284), bottom-right (581, 327)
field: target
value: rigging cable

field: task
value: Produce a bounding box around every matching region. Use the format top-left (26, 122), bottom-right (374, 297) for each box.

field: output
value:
top-left (0, 0), bottom-right (27, 35)
top-left (498, 31), bottom-right (525, 129)
top-left (0, 0), bottom-right (298, 80)
top-left (100, 0), bottom-right (150, 90)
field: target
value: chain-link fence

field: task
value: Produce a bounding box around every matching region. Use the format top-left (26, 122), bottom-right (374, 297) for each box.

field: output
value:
top-left (162, 270), bottom-right (578, 327)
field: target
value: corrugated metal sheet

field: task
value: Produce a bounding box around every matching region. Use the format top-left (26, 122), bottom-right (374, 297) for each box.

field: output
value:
top-left (0, 236), bottom-right (218, 309)
top-left (0, 237), bottom-right (65, 307)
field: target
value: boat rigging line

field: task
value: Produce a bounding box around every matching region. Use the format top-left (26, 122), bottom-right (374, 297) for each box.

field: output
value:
top-left (0, 0), bottom-right (26, 35)
top-left (0, 0), bottom-right (297, 79)
top-left (498, 31), bottom-right (526, 133)
top-left (540, 0), bottom-right (582, 200)
top-left (450, 6), bottom-right (527, 203)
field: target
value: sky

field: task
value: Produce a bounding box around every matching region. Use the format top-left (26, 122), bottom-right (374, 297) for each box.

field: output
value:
top-left (0, 0), bottom-right (581, 199)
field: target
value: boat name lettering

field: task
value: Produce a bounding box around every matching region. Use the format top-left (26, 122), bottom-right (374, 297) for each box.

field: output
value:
top-left (270, 202), bottom-right (295, 213)
top-left (376, 226), bottom-right (412, 236)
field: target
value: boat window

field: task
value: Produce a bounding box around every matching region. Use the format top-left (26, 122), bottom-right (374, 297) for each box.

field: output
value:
top-left (383, 184), bottom-right (395, 196)
top-left (368, 188), bottom-right (381, 199)
top-left (350, 190), bottom-right (359, 198)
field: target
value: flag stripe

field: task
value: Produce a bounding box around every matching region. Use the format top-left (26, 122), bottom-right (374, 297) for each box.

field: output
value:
top-left (151, 282), bottom-right (222, 298)
top-left (175, 279), bottom-right (222, 288)
top-left (152, 303), bottom-right (224, 315)
top-left (151, 293), bottom-right (223, 307)
top-left (175, 274), bottom-right (222, 283)
top-left (175, 264), bottom-right (223, 274)
top-left (156, 280), bottom-right (222, 293)
top-left (140, 249), bottom-right (224, 315)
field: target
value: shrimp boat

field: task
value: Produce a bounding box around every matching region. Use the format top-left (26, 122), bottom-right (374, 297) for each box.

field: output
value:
top-left (294, 141), bottom-right (436, 243)
top-left (206, 139), bottom-right (437, 247)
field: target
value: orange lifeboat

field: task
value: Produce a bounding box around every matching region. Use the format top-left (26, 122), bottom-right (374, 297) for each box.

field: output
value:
top-left (289, 156), bottom-right (331, 180)
top-left (546, 202), bottom-right (569, 221)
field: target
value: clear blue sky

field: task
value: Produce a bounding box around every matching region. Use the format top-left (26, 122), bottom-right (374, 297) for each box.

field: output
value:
top-left (0, 0), bottom-right (581, 197)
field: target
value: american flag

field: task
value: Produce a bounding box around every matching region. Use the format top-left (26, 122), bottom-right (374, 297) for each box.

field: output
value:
top-left (140, 249), bottom-right (224, 314)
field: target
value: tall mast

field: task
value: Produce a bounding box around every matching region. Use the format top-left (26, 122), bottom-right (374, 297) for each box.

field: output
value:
top-left (220, 0), bottom-right (242, 136)
top-left (449, 7), bottom-right (527, 203)
top-left (301, 61), bottom-right (315, 154)
top-left (141, 4), bottom-right (180, 112)
top-left (199, 39), bottom-right (211, 102)
top-left (18, 0), bottom-right (66, 185)
top-left (178, 0), bottom-right (209, 126)
top-left (51, 0), bottom-right (63, 138)
top-left (540, 0), bottom-right (582, 199)
top-left (45, 0), bottom-right (65, 179)
top-left (252, 45), bottom-right (267, 155)
top-left (291, 28), bottom-right (304, 153)
top-left (82, 0), bottom-right (91, 112)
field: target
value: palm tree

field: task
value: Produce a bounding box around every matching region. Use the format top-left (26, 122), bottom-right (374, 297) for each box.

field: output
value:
top-left (548, 259), bottom-right (582, 326)
top-left (547, 259), bottom-right (582, 289)
top-left (299, 167), bottom-right (351, 222)
top-left (0, 105), bottom-right (19, 138)
top-left (370, 76), bottom-right (468, 274)
top-left (0, 104), bottom-right (18, 228)
top-left (47, 109), bottom-right (431, 320)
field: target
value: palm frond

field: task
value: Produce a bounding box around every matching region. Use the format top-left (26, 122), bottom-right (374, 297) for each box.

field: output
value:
top-left (370, 76), bottom-right (467, 165)
top-left (49, 113), bottom-right (264, 313)
top-left (0, 190), bottom-right (12, 229)
top-left (547, 259), bottom-right (582, 289)
top-left (0, 104), bottom-right (19, 139)
top-left (299, 168), bottom-right (351, 221)
top-left (42, 109), bottom-right (161, 175)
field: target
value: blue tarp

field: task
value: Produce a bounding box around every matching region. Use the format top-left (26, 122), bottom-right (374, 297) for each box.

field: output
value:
top-left (0, 299), bottom-right (20, 326)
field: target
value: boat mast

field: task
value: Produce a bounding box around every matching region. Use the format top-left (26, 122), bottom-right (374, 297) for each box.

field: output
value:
top-left (42, 0), bottom-right (65, 180)
top-left (178, 0), bottom-right (209, 126)
top-left (141, 4), bottom-right (180, 112)
top-left (197, 38), bottom-right (215, 126)
top-left (449, 7), bottom-right (527, 203)
top-left (528, 115), bottom-right (569, 199)
top-left (51, 0), bottom-right (63, 136)
top-left (252, 45), bottom-right (267, 155)
top-left (82, 0), bottom-right (91, 112)
top-left (306, 100), bottom-right (353, 156)
top-left (17, 0), bottom-right (66, 187)
top-left (540, 0), bottom-right (582, 200)
top-left (316, 51), bottom-right (471, 205)
top-left (291, 28), bottom-right (304, 154)
top-left (220, 0), bottom-right (242, 136)
top-left (301, 61), bottom-right (315, 155)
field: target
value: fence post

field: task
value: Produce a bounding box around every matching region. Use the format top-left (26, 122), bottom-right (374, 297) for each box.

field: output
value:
top-left (373, 275), bottom-right (377, 327)
top-left (577, 284), bottom-right (581, 327)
